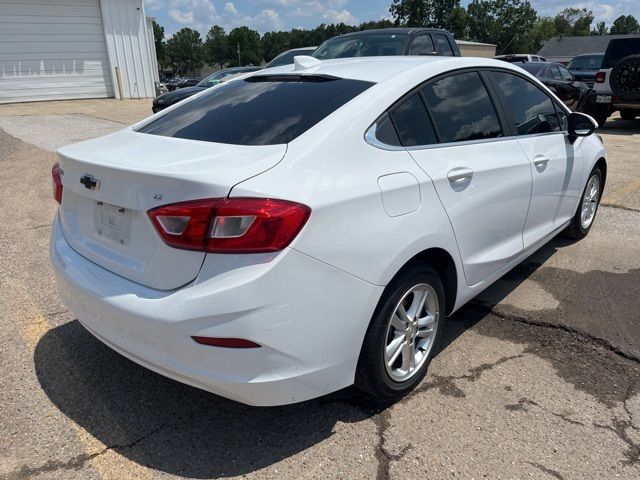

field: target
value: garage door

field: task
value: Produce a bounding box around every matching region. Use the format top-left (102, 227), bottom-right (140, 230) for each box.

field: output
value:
top-left (0, 0), bottom-right (114, 103)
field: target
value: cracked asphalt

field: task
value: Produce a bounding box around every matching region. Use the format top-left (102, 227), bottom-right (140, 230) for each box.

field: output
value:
top-left (1, 100), bottom-right (639, 480)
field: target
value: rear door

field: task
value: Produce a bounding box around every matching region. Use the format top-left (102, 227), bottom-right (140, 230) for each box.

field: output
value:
top-left (488, 70), bottom-right (582, 247)
top-left (404, 71), bottom-right (532, 286)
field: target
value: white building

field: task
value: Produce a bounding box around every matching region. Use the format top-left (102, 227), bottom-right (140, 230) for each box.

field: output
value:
top-left (0, 0), bottom-right (159, 104)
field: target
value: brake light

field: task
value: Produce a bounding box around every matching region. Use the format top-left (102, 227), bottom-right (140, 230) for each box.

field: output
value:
top-left (52, 162), bottom-right (63, 204)
top-left (148, 197), bottom-right (311, 253)
top-left (595, 71), bottom-right (606, 83)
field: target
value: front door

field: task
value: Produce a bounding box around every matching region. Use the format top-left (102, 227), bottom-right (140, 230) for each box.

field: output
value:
top-left (406, 71), bottom-right (532, 286)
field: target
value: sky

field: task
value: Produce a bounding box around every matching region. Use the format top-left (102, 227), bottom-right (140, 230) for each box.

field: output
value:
top-left (143, 0), bottom-right (640, 37)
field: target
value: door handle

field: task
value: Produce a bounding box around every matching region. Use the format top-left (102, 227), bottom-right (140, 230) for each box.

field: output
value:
top-left (533, 157), bottom-right (550, 170)
top-left (447, 168), bottom-right (474, 183)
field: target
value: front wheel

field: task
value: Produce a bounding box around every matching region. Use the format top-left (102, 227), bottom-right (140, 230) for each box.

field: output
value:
top-left (355, 263), bottom-right (445, 402)
top-left (565, 167), bottom-right (603, 239)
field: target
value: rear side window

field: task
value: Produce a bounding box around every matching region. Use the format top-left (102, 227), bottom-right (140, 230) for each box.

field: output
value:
top-left (138, 76), bottom-right (374, 145)
top-left (409, 35), bottom-right (435, 55)
top-left (389, 94), bottom-right (437, 146)
top-left (490, 71), bottom-right (561, 135)
top-left (421, 72), bottom-right (502, 143)
top-left (550, 65), bottom-right (562, 79)
top-left (434, 35), bottom-right (454, 56)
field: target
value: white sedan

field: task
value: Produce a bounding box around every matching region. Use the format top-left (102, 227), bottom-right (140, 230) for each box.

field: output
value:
top-left (50, 56), bottom-right (606, 406)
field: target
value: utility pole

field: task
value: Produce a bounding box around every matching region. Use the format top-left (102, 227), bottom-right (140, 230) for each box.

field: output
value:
top-left (237, 42), bottom-right (240, 66)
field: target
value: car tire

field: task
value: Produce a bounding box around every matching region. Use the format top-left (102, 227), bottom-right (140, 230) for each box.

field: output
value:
top-left (355, 263), bottom-right (445, 402)
top-left (610, 55), bottom-right (640, 101)
top-left (620, 109), bottom-right (638, 120)
top-left (565, 167), bottom-right (603, 240)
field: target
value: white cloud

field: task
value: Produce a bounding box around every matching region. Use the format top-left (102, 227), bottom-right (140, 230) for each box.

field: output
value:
top-left (246, 9), bottom-right (284, 30)
top-left (225, 2), bottom-right (238, 15)
top-left (144, 0), bottom-right (163, 11)
top-left (169, 8), bottom-right (194, 23)
top-left (323, 8), bottom-right (357, 24)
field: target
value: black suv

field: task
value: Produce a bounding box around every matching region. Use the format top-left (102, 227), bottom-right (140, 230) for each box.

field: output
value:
top-left (584, 37), bottom-right (640, 125)
top-left (312, 28), bottom-right (461, 59)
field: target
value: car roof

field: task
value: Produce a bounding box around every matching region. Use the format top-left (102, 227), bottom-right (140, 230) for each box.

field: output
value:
top-left (338, 28), bottom-right (448, 37)
top-left (252, 56), bottom-right (531, 84)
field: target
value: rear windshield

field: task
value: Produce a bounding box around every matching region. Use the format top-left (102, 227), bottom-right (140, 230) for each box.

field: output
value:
top-left (519, 63), bottom-right (546, 76)
top-left (567, 54), bottom-right (603, 70)
top-left (138, 76), bottom-right (374, 145)
top-left (603, 39), bottom-right (640, 68)
top-left (312, 33), bottom-right (408, 59)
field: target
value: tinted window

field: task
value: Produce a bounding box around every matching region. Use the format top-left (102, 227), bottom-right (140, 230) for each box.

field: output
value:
top-left (409, 34), bottom-right (435, 55)
top-left (550, 65), bottom-right (562, 79)
top-left (374, 113), bottom-right (401, 146)
top-left (603, 39), bottom-right (640, 68)
top-left (138, 76), bottom-right (373, 145)
top-left (434, 35), bottom-right (453, 56)
top-left (567, 54), bottom-right (603, 70)
top-left (559, 66), bottom-right (573, 81)
top-left (313, 33), bottom-right (407, 59)
top-left (520, 63), bottom-right (546, 76)
top-left (422, 72), bottom-right (502, 143)
top-left (490, 71), bottom-right (561, 135)
top-left (389, 94), bottom-right (437, 146)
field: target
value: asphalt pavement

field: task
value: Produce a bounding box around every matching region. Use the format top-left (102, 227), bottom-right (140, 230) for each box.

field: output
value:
top-left (0, 101), bottom-right (639, 480)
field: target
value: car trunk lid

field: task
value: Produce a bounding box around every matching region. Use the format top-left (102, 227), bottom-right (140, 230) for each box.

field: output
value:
top-left (57, 128), bottom-right (286, 290)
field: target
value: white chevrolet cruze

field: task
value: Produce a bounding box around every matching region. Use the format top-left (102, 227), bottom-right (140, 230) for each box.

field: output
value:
top-left (50, 56), bottom-right (606, 406)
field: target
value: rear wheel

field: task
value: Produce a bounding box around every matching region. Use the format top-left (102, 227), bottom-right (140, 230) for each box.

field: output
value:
top-left (565, 167), bottom-right (603, 240)
top-left (356, 263), bottom-right (445, 402)
top-left (620, 109), bottom-right (638, 120)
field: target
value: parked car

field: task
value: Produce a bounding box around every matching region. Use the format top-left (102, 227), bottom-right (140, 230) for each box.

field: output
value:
top-left (175, 77), bottom-right (202, 89)
top-left (312, 28), bottom-right (461, 59)
top-left (152, 67), bottom-right (261, 113)
top-left (265, 47), bottom-right (317, 68)
top-left (164, 77), bottom-right (184, 91)
top-left (50, 57), bottom-right (605, 406)
top-left (567, 53), bottom-right (604, 88)
top-left (516, 61), bottom-right (590, 110)
top-left (496, 54), bottom-right (547, 63)
top-left (585, 37), bottom-right (640, 125)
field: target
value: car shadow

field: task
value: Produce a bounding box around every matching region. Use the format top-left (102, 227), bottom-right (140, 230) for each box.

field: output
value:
top-left (598, 115), bottom-right (639, 135)
top-left (34, 237), bottom-right (569, 478)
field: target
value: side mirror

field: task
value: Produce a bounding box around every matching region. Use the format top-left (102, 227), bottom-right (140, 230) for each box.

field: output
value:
top-left (568, 112), bottom-right (596, 142)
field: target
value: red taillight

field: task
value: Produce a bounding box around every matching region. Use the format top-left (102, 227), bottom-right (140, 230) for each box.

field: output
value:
top-left (148, 197), bottom-right (311, 253)
top-left (52, 162), bottom-right (63, 204)
top-left (595, 71), bottom-right (606, 83)
top-left (191, 336), bottom-right (261, 348)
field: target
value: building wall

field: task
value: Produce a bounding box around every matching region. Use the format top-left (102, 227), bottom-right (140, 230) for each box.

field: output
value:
top-left (99, 0), bottom-right (156, 98)
top-left (0, 0), bottom-right (114, 103)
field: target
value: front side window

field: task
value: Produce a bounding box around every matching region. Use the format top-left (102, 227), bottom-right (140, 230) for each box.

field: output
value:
top-left (559, 66), bottom-right (573, 81)
top-left (421, 72), bottom-right (502, 143)
top-left (490, 71), bottom-right (561, 135)
top-left (434, 35), bottom-right (454, 56)
top-left (138, 76), bottom-right (373, 145)
top-left (389, 94), bottom-right (437, 146)
top-left (409, 34), bottom-right (435, 55)
top-left (550, 65), bottom-right (562, 80)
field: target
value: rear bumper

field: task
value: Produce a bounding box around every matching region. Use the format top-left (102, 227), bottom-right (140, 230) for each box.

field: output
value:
top-left (50, 214), bottom-right (382, 406)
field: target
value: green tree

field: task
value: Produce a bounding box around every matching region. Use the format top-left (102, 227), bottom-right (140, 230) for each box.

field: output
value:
top-left (152, 21), bottom-right (167, 71)
top-left (553, 8), bottom-right (594, 36)
top-left (591, 21), bottom-right (608, 35)
top-left (609, 15), bottom-right (640, 34)
top-left (204, 25), bottom-right (229, 66)
top-left (227, 26), bottom-right (262, 66)
top-left (261, 31), bottom-right (291, 62)
top-left (467, 0), bottom-right (537, 53)
top-left (389, 0), bottom-right (468, 36)
top-left (166, 28), bottom-right (204, 76)
top-left (526, 16), bottom-right (557, 52)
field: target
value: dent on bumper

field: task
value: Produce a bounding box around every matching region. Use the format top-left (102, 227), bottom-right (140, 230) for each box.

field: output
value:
top-left (50, 214), bottom-right (382, 405)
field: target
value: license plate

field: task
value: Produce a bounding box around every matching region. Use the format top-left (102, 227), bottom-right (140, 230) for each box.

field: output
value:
top-left (596, 95), bottom-right (612, 103)
top-left (94, 202), bottom-right (131, 245)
